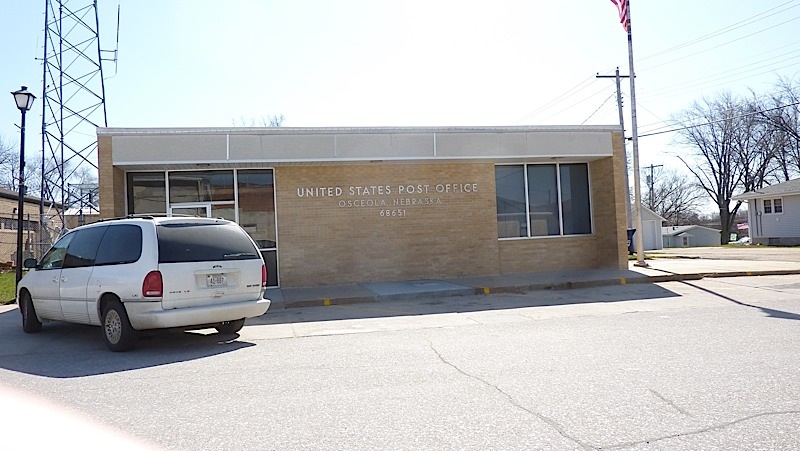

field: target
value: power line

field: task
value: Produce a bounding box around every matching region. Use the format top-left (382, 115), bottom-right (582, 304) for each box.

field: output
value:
top-left (581, 92), bottom-right (617, 125)
top-left (516, 74), bottom-right (598, 123)
top-left (638, 0), bottom-right (800, 63)
top-left (639, 44), bottom-right (800, 99)
top-left (637, 100), bottom-right (800, 138)
top-left (515, 4), bottom-right (800, 127)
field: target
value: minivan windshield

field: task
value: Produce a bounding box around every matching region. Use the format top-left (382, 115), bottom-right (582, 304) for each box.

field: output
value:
top-left (157, 222), bottom-right (260, 263)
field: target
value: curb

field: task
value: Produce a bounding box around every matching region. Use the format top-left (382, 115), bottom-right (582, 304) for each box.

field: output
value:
top-left (278, 268), bottom-right (800, 309)
top-left (284, 295), bottom-right (375, 309)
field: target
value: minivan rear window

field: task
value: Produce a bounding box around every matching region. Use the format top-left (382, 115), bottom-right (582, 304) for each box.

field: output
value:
top-left (157, 222), bottom-right (260, 263)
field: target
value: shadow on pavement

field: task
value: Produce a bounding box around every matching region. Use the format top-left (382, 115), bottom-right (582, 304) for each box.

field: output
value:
top-left (0, 313), bottom-right (256, 378)
top-left (252, 282), bottom-right (682, 325)
top-left (679, 280), bottom-right (800, 321)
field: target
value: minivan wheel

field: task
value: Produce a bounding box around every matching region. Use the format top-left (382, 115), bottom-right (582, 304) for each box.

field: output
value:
top-left (101, 298), bottom-right (139, 352)
top-left (215, 318), bottom-right (245, 335)
top-left (19, 291), bottom-right (42, 333)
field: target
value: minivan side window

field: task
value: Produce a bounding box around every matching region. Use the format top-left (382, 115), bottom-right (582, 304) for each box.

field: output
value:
top-left (38, 232), bottom-right (76, 270)
top-left (95, 225), bottom-right (143, 265)
top-left (63, 226), bottom-right (108, 268)
top-left (157, 222), bottom-right (260, 263)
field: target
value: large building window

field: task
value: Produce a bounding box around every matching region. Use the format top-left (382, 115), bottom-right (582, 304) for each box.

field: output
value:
top-left (127, 172), bottom-right (166, 214)
top-left (168, 170), bottom-right (234, 203)
top-left (237, 169), bottom-right (278, 287)
top-left (495, 163), bottom-right (592, 239)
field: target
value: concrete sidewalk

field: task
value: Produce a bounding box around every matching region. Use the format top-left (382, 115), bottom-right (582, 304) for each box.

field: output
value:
top-left (268, 257), bottom-right (800, 309)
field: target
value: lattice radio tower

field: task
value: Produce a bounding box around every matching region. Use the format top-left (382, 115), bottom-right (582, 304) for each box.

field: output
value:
top-left (40, 0), bottom-right (118, 232)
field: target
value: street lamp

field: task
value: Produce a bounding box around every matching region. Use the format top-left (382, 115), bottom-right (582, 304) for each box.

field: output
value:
top-left (11, 86), bottom-right (36, 286)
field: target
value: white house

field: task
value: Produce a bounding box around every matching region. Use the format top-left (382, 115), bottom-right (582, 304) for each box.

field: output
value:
top-left (733, 178), bottom-right (800, 246)
top-left (662, 225), bottom-right (721, 248)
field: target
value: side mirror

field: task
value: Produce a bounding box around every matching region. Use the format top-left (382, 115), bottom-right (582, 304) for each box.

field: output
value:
top-left (23, 258), bottom-right (37, 269)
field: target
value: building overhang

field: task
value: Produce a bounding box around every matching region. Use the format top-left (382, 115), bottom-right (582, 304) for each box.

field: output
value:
top-left (98, 125), bottom-right (619, 171)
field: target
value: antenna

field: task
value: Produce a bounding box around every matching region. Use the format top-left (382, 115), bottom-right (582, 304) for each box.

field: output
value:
top-left (40, 0), bottom-right (117, 246)
top-left (101, 4), bottom-right (121, 78)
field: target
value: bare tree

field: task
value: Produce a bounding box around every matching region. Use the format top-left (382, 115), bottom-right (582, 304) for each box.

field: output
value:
top-left (643, 168), bottom-right (704, 226)
top-left (0, 136), bottom-right (19, 190)
top-left (0, 136), bottom-right (54, 196)
top-left (233, 115), bottom-right (286, 127)
top-left (672, 93), bottom-right (747, 244)
top-left (735, 94), bottom-right (781, 192)
top-left (759, 77), bottom-right (800, 180)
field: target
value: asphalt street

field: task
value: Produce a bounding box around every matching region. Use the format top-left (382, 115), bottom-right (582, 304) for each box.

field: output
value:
top-left (1, 275), bottom-right (799, 450)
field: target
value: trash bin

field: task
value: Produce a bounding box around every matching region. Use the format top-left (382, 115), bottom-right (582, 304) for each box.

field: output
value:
top-left (627, 229), bottom-right (636, 255)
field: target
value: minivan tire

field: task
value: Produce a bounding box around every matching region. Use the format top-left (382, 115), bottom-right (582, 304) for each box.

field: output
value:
top-left (19, 290), bottom-right (42, 333)
top-left (216, 318), bottom-right (245, 335)
top-left (101, 298), bottom-right (139, 352)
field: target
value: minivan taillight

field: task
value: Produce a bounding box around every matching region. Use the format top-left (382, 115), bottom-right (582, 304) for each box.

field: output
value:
top-left (261, 264), bottom-right (267, 288)
top-left (142, 271), bottom-right (163, 297)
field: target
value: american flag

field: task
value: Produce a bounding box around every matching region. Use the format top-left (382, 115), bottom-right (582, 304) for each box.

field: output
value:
top-left (610, 0), bottom-right (629, 32)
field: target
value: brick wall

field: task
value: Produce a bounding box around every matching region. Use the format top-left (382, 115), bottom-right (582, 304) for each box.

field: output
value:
top-left (98, 135), bottom-right (126, 218)
top-left (598, 131), bottom-right (631, 269)
top-left (498, 235), bottom-right (599, 273)
top-left (275, 163), bottom-right (500, 287)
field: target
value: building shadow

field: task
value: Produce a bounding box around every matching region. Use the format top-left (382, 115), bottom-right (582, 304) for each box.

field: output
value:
top-left (680, 280), bottom-right (800, 321)
top-left (251, 281), bottom-right (682, 326)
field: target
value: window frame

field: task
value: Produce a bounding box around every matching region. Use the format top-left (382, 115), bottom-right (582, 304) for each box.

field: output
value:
top-left (763, 198), bottom-right (783, 215)
top-left (495, 162), bottom-right (594, 240)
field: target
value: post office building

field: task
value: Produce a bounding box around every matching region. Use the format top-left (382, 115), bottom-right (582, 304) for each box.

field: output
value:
top-left (97, 126), bottom-right (629, 288)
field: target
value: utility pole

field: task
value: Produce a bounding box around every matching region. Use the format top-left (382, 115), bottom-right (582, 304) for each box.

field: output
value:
top-left (644, 163), bottom-right (663, 209)
top-left (597, 67), bottom-right (632, 228)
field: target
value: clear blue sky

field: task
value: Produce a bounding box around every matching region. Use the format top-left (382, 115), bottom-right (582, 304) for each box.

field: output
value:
top-left (2, 0), bottom-right (799, 200)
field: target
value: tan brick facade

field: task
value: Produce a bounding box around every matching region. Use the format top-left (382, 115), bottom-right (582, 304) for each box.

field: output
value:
top-left (98, 135), bottom-right (125, 219)
top-left (275, 155), bottom-right (627, 286)
top-left (98, 126), bottom-right (629, 288)
top-left (275, 163), bottom-right (500, 286)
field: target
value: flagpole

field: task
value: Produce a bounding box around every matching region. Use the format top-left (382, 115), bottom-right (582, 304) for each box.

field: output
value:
top-left (625, 0), bottom-right (648, 267)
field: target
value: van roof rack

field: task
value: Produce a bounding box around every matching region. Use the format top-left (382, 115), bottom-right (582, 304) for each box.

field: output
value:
top-left (96, 213), bottom-right (211, 223)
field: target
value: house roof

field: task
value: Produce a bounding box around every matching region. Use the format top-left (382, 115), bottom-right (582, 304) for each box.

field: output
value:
top-left (641, 206), bottom-right (666, 222)
top-left (661, 225), bottom-right (721, 236)
top-left (733, 178), bottom-right (800, 200)
top-left (0, 188), bottom-right (62, 208)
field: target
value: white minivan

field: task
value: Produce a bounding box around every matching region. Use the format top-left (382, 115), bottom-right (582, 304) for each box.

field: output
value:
top-left (17, 216), bottom-right (271, 351)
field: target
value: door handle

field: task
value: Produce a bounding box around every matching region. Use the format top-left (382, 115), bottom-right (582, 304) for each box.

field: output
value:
top-left (52, 277), bottom-right (59, 283)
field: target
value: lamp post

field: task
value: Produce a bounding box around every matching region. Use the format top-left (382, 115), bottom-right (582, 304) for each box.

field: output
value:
top-left (11, 86), bottom-right (36, 286)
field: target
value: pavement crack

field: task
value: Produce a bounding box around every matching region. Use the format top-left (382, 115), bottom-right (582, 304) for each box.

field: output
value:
top-left (426, 340), bottom-right (596, 450)
top-left (599, 410), bottom-right (800, 450)
top-left (647, 388), bottom-right (692, 417)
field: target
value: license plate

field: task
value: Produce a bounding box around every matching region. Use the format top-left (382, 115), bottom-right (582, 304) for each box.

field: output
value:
top-left (207, 274), bottom-right (226, 287)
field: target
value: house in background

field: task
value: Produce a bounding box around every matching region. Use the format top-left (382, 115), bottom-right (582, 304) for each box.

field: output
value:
top-left (631, 206), bottom-right (665, 251)
top-left (662, 225), bottom-right (721, 248)
top-left (0, 189), bottom-right (63, 266)
top-left (733, 178), bottom-right (800, 246)
top-left (63, 206), bottom-right (101, 229)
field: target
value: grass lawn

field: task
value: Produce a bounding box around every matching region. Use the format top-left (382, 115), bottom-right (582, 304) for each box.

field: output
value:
top-left (0, 272), bottom-right (18, 305)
